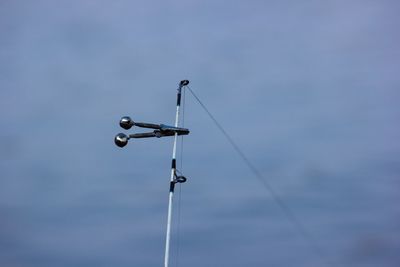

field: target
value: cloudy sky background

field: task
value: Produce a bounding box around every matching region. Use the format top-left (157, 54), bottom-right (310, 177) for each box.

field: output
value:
top-left (1, 0), bottom-right (399, 266)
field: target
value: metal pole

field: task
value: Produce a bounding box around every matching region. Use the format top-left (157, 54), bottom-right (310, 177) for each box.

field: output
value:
top-left (164, 81), bottom-right (185, 267)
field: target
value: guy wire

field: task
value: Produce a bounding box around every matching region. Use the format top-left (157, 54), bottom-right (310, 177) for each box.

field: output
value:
top-left (186, 85), bottom-right (333, 267)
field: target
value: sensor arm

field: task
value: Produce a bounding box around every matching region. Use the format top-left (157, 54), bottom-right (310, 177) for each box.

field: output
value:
top-left (134, 122), bottom-right (162, 130)
top-left (133, 123), bottom-right (189, 132)
top-left (129, 132), bottom-right (157, 138)
top-left (128, 127), bottom-right (190, 139)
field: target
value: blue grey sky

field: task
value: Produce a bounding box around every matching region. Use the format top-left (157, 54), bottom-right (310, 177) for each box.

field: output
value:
top-left (1, 1), bottom-right (399, 266)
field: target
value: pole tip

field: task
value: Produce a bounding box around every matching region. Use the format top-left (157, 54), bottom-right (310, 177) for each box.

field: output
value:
top-left (180, 80), bottom-right (189, 86)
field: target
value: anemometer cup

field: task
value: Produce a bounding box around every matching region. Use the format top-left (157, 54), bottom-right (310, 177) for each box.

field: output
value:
top-left (114, 133), bottom-right (129, 147)
top-left (119, 116), bottom-right (134, 130)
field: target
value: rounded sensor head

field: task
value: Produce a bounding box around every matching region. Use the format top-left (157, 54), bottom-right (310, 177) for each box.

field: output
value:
top-left (119, 116), bottom-right (134, 130)
top-left (114, 133), bottom-right (129, 147)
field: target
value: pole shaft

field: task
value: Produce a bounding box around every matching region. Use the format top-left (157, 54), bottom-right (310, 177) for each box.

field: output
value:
top-left (164, 85), bottom-right (182, 267)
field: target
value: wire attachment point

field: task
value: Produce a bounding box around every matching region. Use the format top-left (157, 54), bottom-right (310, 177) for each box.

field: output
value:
top-left (180, 80), bottom-right (189, 87)
top-left (174, 170), bottom-right (187, 184)
top-left (175, 176), bottom-right (187, 183)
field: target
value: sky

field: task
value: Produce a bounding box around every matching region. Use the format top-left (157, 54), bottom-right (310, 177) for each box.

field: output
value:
top-left (0, 0), bottom-right (400, 266)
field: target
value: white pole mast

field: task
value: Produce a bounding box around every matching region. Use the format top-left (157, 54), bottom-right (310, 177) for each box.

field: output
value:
top-left (164, 80), bottom-right (188, 267)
